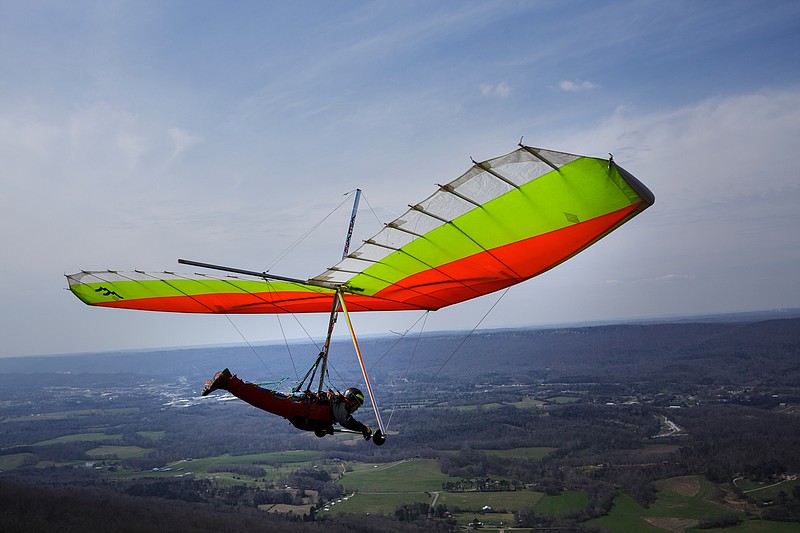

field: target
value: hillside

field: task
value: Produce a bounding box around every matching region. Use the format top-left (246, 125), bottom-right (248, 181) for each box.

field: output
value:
top-left (3, 315), bottom-right (797, 387)
top-left (1, 315), bottom-right (799, 531)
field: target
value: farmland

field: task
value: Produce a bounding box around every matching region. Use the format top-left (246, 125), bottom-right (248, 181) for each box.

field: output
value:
top-left (2, 316), bottom-right (800, 531)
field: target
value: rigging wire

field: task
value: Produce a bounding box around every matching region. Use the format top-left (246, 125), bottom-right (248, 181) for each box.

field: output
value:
top-left (265, 190), bottom-right (357, 273)
top-left (359, 191), bottom-right (389, 231)
top-left (385, 311), bottom-right (429, 432)
top-left (367, 311), bottom-right (430, 373)
top-left (222, 314), bottom-right (274, 378)
top-left (257, 279), bottom-right (334, 392)
top-left (430, 287), bottom-right (511, 380)
top-left (122, 270), bottom-right (278, 380)
top-left (403, 312), bottom-right (428, 382)
top-left (289, 314), bottom-right (322, 352)
top-left (296, 351), bottom-right (346, 395)
top-left (258, 277), bottom-right (306, 382)
top-left (273, 313), bottom-right (298, 380)
top-left (257, 188), bottom-right (364, 394)
top-left (322, 350), bottom-right (348, 393)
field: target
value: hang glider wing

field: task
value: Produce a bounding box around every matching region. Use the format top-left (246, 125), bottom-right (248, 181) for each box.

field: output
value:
top-left (66, 145), bottom-right (654, 314)
top-left (66, 270), bottom-right (339, 314)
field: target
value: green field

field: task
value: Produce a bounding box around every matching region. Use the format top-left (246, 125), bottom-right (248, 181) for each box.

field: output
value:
top-left (321, 459), bottom-right (452, 516)
top-left (322, 492), bottom-right (431, 515)
top-left (438, 489), bottom-right (543, 512)
top-left (511, 396), bottom-right (546, 408)
top-left (86, 445), bottom-right (150, 459)
top-left (33, 432), bottom-right (122, 446)
top-left (735, 476), bottom-right (800, 501)
top-left (546, 396), bottom-right (580, 404)
top-left (185, 450), bottom-right (321, 481)
top-left (3, 407), bottom-right (139, 423)
top-left (177, 450), bottom-right (320, 469)
top-left (449, 402), bottom-right (505, 412)
top-left (534, 490), bottom-right (588, 517)
top-left (591, 476), bottom-right (737, 532)
top-left (648, 475), bottom-right (730, 519)
top-left (0, 453), bottom-right (35, 471)
top-left (452, 397), bottom-right (551, 411)
top-left (590, 493), bottom-right (665, 532)
top-left (339, 459), bottom-right (453, 493)
top-left (103, 449), bottom-right (323, 481)
top-left (329, 457), bottom-right (563, 526)
top-left (136, 431), bottom-right (165, 441)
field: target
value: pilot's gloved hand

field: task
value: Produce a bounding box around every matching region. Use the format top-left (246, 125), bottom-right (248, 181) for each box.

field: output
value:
top-left (362, 427), bottom-right (372, 440)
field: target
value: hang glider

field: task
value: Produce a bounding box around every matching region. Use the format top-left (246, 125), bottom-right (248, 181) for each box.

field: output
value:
top-left (66, 145), bottom-right (654, 315)
top-left (66, 144), bottom-right (654, 445)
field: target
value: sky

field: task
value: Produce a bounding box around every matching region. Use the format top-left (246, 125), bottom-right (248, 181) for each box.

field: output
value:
top-left (1, 0), bottom-right (799, 358)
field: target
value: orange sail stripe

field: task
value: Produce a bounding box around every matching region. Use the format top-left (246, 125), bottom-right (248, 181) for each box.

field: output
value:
top-left (371, 204), bottom-right (641, 309)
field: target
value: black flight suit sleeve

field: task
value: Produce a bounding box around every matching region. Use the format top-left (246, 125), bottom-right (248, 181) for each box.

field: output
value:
top-left (331, 397), bottom-right (368, 433)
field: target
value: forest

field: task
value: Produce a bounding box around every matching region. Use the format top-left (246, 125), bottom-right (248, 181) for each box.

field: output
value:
top-left (1, 315), bottom-right (799, 531)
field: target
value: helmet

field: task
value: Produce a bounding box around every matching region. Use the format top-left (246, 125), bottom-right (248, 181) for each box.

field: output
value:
top-left (344, 387), bottom-right (365, 407)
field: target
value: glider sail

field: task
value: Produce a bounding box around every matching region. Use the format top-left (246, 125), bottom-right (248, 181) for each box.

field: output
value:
top-left (66, 145), bottom-right (654, 314)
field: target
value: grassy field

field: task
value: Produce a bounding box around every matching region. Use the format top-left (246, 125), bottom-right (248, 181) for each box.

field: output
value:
top-left (438, 489), bottom-right (543, 512)
top-left (2, 407), bottom-right (139, 423)
top-left (103, 449), bottom-right (322, 482)
top-left (449, 402), bottom-right (505, 412)
top-left (647, 475), bottom-right (730, 520)
top-left (448, 397), bottom-right (548, 411)
top-left (546, 396), bottom-right (580, 404)
top-left (86, 445), bottom-right (151, 459)
top-left (33, 432), bottom-right (123, 446)
top-left (735, 476), bottom-right (800, 501)
top-left (322, 491), bottom-right (431, 515)
top-left (511, 396), bottom-right (547, 408)
top-left (534, 490), bottom-right (588, 517)
top-left (0, 452), bottom-right (34, 470)
top-left (330, 457), bottom-right (566, 527)
top-left (171, 449), bottom-right (320, 470)
top-left (591, 476), bottom-right (739, 532)
top-left (321, 459), bottom-right (452, 516)
top-left (589, 493), bottom-right (666, 532)
top-left (136, 430), bottom-right (165, 441)
top-left (182, 450), bottom-right (322, 482)
top-left (339, 459), bottom-right (453, 493)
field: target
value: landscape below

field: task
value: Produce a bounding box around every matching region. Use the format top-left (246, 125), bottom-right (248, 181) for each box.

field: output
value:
top-left (1, 312), bottom-right (799, 532)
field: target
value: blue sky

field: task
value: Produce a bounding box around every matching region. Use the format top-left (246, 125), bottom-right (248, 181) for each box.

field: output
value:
top-left (1, 0), bottom-right (799, 357)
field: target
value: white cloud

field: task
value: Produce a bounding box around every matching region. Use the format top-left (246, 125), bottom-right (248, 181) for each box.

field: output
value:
top-left (167, 127), bottom-right (203, 161)
top-left (480, 82), bottom-right (512, 98)
top-left (495, 82), bottom-right (511, 97)
top-left (558, 80), bottom-right (598, 92)
top-left (655, 274), bottom-right (696, 282)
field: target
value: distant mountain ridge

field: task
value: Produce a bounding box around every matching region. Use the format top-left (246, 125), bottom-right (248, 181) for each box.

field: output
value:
top-left (2, 313), bottom-right (798, 388)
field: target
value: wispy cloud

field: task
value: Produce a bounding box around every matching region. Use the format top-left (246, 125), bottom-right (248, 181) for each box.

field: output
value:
top-left (558, 80), bottom-right (598, 92)
top-left (480, 82), bottom-right (512, 98)
top-left (167, 127), bottom-right (203, 161)
top-left (655, 274), bottom-right (696, 282)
